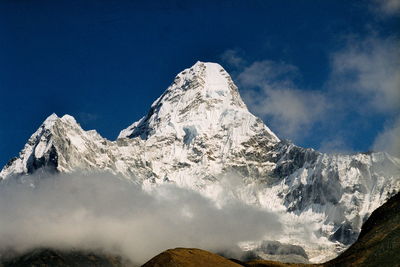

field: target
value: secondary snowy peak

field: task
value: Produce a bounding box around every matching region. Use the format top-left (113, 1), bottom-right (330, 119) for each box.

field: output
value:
top-left (0, 113), bottom-right (109, 179)
top-left (118, 61), bottom-right (279, 143)
top-left (1, 114), bottom-right (61, 178)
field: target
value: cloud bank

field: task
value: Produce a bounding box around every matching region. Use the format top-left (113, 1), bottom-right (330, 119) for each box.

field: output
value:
top-left (0, 172), bottom-right (282, 264)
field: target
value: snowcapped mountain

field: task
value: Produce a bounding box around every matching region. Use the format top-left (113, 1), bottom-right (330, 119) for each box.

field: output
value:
top-left (1, 61), bottom-right (399, 262)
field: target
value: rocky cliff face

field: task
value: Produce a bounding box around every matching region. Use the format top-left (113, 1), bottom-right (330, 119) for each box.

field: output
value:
top-left (1, 62), bottom-right (399, 263)
top-left (325, 192), bottom-right (400, 267)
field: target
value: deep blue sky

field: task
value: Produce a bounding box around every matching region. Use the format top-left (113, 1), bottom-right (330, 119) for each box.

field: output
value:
top-left (0, 0), bottom-right (399, 167)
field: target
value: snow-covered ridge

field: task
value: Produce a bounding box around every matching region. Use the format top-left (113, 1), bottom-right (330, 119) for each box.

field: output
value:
top-left (1, 61), bottom-right (400, 263)
top-left (119, 61), bottom-right (278, 142)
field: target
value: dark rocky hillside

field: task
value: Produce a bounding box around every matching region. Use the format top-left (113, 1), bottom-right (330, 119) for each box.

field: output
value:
top-left (325, 192), bottom-right (400, 267)
top-left (0, 248), bottom-right (135, 267)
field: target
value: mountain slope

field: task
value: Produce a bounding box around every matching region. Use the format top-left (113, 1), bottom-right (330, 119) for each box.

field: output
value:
top-left (325, 192), bottom-right (400, 267)
top-left (141, 248), bottom-right (242, 267)
top-left (0, 248), bottom-right (135, 267)
top-left (1, 61), bottom-right (399, 262)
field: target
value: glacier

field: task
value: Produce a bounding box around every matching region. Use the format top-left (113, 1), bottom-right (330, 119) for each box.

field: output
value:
top-left (1, 61), bottom-right (399, 263)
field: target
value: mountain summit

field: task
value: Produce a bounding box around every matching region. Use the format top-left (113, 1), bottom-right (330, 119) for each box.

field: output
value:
top-left (1, 62), bottom-right (400, 263)
top-left (119, 61), bottom-right (278, 142)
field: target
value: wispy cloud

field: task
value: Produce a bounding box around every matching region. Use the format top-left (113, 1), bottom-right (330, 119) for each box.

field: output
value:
top-left (237, 60), bottom-right (298, 89)
top-left (78, 112), bottom-right (99, 124)
top-left (372, 0), bottom-right (400, 16)
top-left (221, 33), bottom-right (399, 154)
top-left (222, 57), bottom-right (328, 143)
top-left (318, 136), bottom-right (354, 155)
top-left (239, 63), bottom-right (327, 140)
top-left (330, 35), bottom-right (400, 157)
top-left (220, 49), bottom-right (246, 68)
top-left (372, 116), bottom-right (400, 157)
top-left (330, 36), bottom-right (400, 113)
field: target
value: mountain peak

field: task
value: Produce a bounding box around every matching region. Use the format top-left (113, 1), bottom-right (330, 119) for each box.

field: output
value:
top-left (41, 113), bottom-right (79, 129)
top-left (119, 62), bottom-right (279, 142)
top-left (42, 113), bottom-right (59, 128)
top-left (175, 61), bottom-right (241, 98)
top-left (0, 113), bottom-right (86, 179)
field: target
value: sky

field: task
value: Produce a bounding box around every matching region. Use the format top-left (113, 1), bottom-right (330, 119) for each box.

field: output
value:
top-left (0, 0), bottom-right (399, 167)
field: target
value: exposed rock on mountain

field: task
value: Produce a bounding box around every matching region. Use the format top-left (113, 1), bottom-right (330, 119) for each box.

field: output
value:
top-left (242, 240), bottom-right (309, 264)
top-left (325, 192), bottom-right (400, 267)
top-left (1, 62), bottom-right (399, 262)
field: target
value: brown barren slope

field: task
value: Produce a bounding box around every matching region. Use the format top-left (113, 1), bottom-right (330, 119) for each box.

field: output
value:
top-left (141, 248), bottom-right (243, 267)
top-left (140, 247), bottom-right (313, 267)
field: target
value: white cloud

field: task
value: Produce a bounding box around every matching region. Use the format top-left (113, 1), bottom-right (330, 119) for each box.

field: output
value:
top-left (318, 136), bottom-right (354, 155)
top-left (330, 36), bottom-right (400, 113)
top-left (237, 60), bottom-right (298, 88)
top-left (244, 87), bottom-right (327, 141)
top-left (237, 60), bottom-right (327, 141)
top-left (0, 172), bottom-right (282, 264)
top-left (372, 116), bottom-right (400, 157)
top-left (221, 33), bottom-right (399, 152)
top-left (372, 0), bottom-right (400, 16)
top-left (78, 112), bottom-right (98, 123)
top-left (220, 49), bottom-right (246, 68)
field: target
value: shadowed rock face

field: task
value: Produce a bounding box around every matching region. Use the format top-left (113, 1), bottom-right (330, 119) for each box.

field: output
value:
top-left (325, 192), bottom-right (400, 267)
top-left (328, 222), bottom-right (358, 246)
top-left (237, 241), bottom-right (309, 264)
top-left (259, 241), bottom-right (308, 261)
